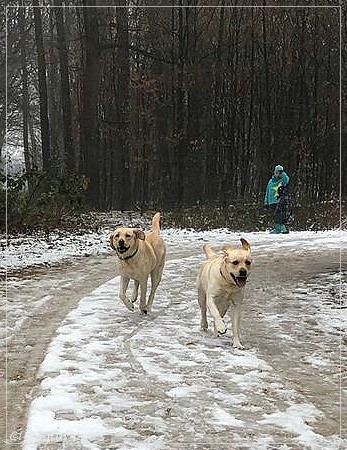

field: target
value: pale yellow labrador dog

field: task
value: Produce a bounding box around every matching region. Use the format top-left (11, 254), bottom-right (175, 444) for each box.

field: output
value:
top-left (110, 212), bottom-right (166, 314)
top-left (197, 238), bottom-right (252, 349)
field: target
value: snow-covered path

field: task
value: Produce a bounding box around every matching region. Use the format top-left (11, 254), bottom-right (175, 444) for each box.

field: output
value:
top-left (18, 230), bottom-right (346, 450)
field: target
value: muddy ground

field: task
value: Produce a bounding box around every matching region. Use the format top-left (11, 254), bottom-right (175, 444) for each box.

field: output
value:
top-left (0, 239), bottom-right (346, 449)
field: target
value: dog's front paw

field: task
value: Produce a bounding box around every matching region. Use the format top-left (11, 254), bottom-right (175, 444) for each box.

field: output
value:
top-left (233, 340), bottom-right (245, 350)
top-left (140, 307), bottom-right (148, 315)
top-left (215, 319), bottom-right (227, 335)
top-left (121, 298), bottom-right (135, 312)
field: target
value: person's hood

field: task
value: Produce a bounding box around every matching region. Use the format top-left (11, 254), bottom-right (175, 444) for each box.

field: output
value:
top-left (274, 164), bottom-right (284, 173)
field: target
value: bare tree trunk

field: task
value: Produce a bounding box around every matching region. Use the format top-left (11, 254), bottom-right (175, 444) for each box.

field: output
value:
top-left (48, 10), bottom-right (63, 171)
top-left (176, 1), bottom-right (186, 206)
top-left (208, 1), bottom-right (225, 202)
top-left (19, 5), bottom-right (31, 176)
top-left (54, 0), bottom-right (74, 172)
top-left (114, 2), bottom-right (132, 210)
top-left (261, 6), bottom-right (272, 166)
top-left (81, 1), bottom-right (101, 207)
top-left (28, 116), bottom-right (39, 168)
top-left (33, 0), bottom-right (51, 170)
top-left (242, 8), bottom-right (255, 198)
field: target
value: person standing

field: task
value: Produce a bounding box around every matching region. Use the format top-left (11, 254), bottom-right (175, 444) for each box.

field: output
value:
top-left (273, 185), bottom-right (293, 234)
top-left (264, 164), bottom-right (290, 233)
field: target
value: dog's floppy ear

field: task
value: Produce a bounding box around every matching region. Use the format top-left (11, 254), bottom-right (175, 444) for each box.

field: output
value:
top-left (109, 233), bottom-right (116, 250)
top-left (240, 238), bottom-right (251, 251)
top-left (134, 229), bottom-right (145, 240)
top-left (221, 244), bottom-right (233, 256)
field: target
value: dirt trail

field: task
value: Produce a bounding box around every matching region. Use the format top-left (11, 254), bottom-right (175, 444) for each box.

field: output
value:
top-left (1, 255), bottom-right (117, 447)
top-left (1, 248), bottom-right (195, 447)
top-left (246, 253), bottom-right (345, 440)
top-left (1, 247), bottom-right (345, 449)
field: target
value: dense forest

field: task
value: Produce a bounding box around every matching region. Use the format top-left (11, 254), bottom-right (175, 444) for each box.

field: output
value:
top-left (1, 1), bottom-right (346, 215)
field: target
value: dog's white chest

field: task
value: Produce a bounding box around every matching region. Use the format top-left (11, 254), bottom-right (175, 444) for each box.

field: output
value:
top-left (119, 262), bottom-right (139, 280)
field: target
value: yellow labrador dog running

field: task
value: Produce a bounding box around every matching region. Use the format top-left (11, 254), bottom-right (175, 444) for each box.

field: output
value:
top-left (110, 212), bottom-right (166, 314)
top-left (197, 238), bottom-right (252, 349)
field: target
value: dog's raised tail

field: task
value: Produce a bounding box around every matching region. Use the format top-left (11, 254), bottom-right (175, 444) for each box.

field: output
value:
top-left (152, 212), bottom-right (161, 235)
top-left (203, 244), bottom-right (216, 259)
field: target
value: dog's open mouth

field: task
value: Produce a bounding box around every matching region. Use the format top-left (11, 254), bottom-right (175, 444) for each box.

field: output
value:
top-left (236, 276), bottom-right (247, 288)
top-left (230, 273), bottom-right (248, 288)
top-left (117, 246), bottom-right (130, 254)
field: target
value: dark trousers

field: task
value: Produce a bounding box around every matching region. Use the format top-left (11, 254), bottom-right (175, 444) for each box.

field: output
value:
top-left (268, 204), bottom-right (279, 229)
top-left (268, 204), bottom-right (277, 223)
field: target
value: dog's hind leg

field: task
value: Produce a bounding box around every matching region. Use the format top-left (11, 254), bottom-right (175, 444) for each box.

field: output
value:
top-left (139, 278), bottom-right (149, 314)
top-left (131, 280), bottom-right (139, 303)
top-left (146, 260), bottom-right (164, 312)
top-left (198, 288), bottom-right (208, 331)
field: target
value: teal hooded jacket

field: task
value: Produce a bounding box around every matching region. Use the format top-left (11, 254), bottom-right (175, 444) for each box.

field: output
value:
top-left (264, 170), bottom-right (290, 206)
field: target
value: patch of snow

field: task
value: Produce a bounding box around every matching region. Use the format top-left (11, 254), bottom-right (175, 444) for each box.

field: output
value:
top-left (2, 230), bottom-right (112, 274)
top-left (210, 404), bottom-right (244, 428)
top-left (166, 385), bottom-right (200, 398)
top-left (304, 354), bottom-right (330, 369)
top-left (259, 404), bottom-right (342, 450)
top-left (2, 227), bottom-right (347, 274)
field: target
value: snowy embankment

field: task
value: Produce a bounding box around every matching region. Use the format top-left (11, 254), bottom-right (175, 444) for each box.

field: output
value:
top-left (21, 228), bottom-right (346, 449)
top-left (2, 220), bottom-right (346, 274)
top-left (1, 229), bottom-right (111, 274)
top-left (1, 212), bottom-right (152, 274)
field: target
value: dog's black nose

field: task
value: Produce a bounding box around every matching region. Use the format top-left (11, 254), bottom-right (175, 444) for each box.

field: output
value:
top-left (119, 239), bottom-right (124, 246)
top-left (239, 269), bottom-right (247, 277)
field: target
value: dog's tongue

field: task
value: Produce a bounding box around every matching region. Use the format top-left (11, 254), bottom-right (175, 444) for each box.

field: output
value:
top-left (236, 277), bottom-right (247, 288)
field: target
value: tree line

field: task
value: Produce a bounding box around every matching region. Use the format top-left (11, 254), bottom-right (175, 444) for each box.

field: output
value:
top-left (2, 1), bottom-right (345, 212)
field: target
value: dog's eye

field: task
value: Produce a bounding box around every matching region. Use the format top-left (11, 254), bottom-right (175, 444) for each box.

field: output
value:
top-left (115, 233), bottom-right (119, 238)
top-left (245, 260), bottom-right (251, 266)
top-left (232, 260), bottom-right (239, 265)
top-left (125, 233), bottom-right (131, 238)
